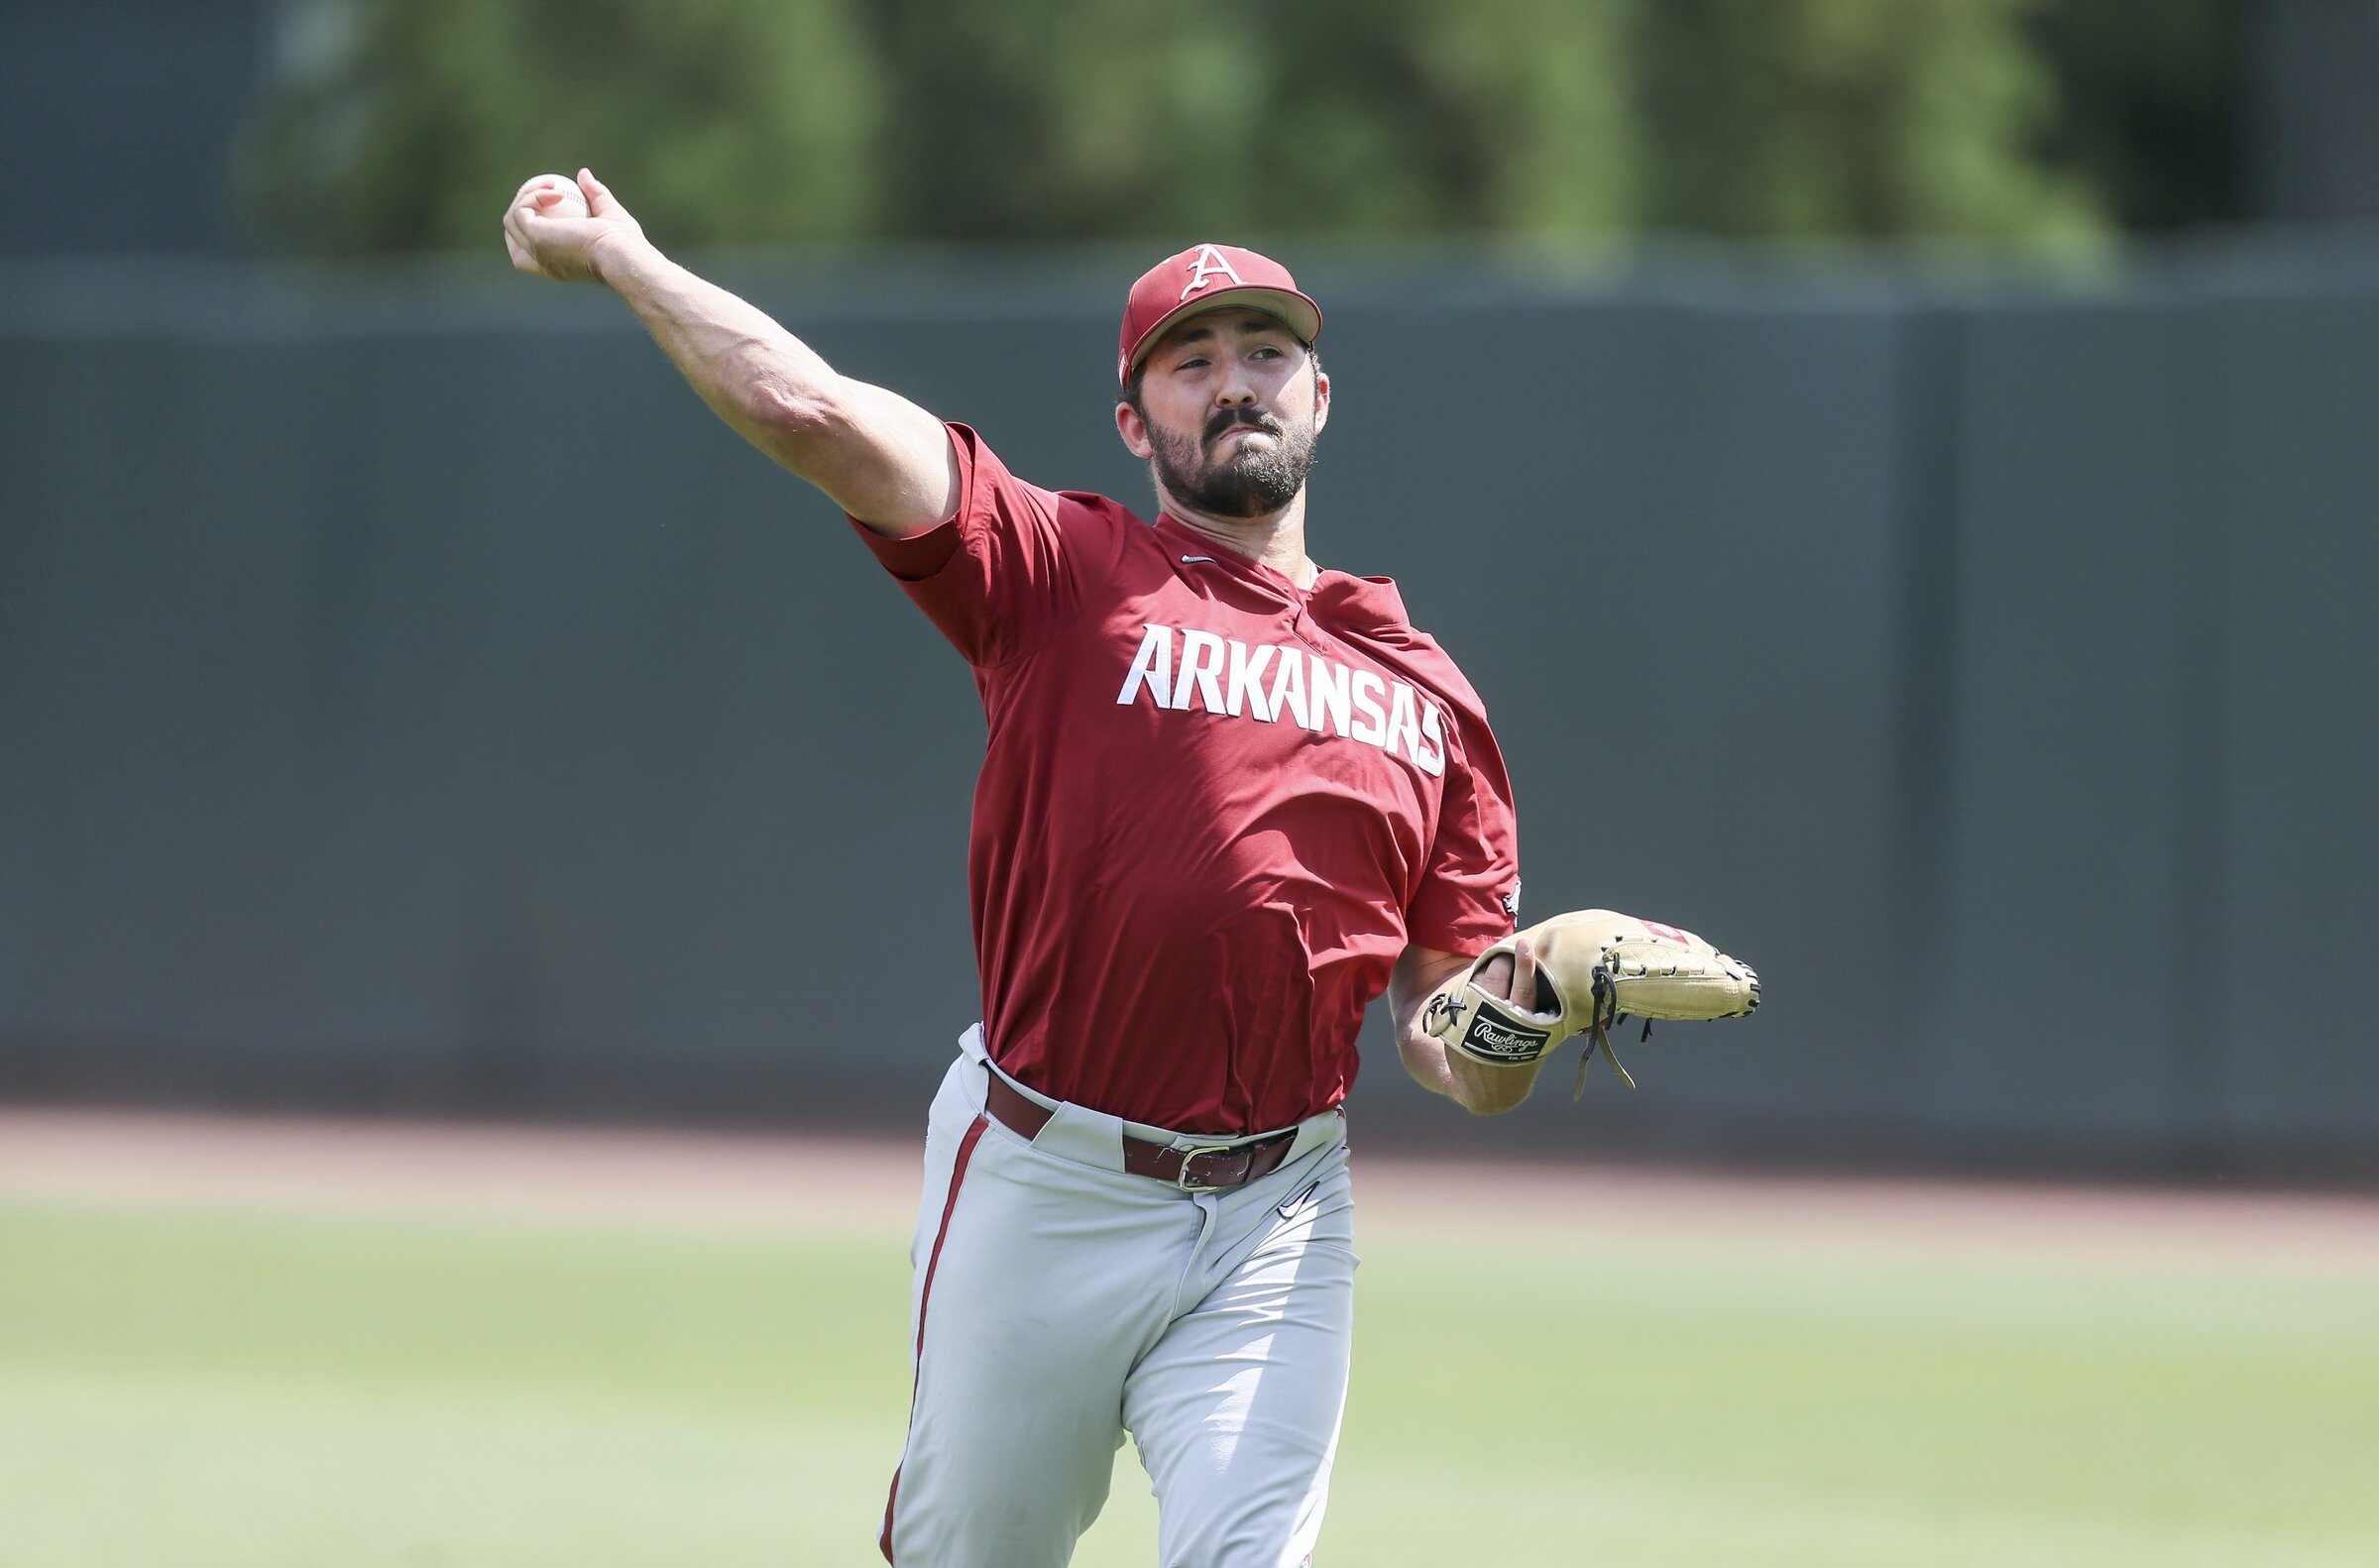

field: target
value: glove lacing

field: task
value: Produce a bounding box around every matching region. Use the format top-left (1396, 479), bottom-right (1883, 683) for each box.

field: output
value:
top-left (1572, 968), bottom-right (1646, 1098)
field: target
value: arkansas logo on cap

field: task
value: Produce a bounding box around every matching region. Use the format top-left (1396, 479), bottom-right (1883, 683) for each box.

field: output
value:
top-left (1117, 243), bottom-right (1323, 389)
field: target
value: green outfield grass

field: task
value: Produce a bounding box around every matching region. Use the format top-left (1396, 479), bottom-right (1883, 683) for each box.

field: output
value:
top-left (2, 1193), bottom-right (2375, 1568)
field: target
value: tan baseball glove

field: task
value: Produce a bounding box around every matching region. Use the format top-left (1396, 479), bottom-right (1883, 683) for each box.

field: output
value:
top-left (1423, 909), bottom-right (1760, 1095)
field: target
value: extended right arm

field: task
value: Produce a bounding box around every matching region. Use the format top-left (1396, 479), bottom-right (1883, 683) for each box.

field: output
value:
top-left (504, 169), bottom-right (957, 536)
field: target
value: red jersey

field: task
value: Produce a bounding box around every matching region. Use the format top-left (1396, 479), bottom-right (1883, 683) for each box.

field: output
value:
top-left (853, 424), bottom-right (1520, 1134)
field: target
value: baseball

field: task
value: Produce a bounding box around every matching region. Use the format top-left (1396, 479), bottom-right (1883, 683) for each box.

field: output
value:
top-left (524, 173), bottom-right (588, 219)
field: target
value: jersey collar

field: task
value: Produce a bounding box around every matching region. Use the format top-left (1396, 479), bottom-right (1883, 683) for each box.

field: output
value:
top-left (1155, 512), bottom-right (1306, 597)
top-left (1153, 512), bottom-right (1410, 631)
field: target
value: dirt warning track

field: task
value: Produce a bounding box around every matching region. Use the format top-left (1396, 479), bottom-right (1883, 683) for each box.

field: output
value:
top-left (4, 1107), bottom-right (2375, 1272)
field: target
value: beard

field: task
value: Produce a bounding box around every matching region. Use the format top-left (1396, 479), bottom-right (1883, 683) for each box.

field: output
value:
top-left (1148, 406), bottom-right (1319, 518)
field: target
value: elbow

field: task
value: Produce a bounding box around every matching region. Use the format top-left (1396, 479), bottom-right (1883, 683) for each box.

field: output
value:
top-left (744, 375), bottom-right (843, 446)
top-left (723, 334), bottom-right (845, 440)
top-left (740, 378), bottom-right (866, 484)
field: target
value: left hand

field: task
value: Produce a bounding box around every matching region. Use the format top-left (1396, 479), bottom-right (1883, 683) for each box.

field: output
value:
top-left (1430, 909), bottom-right (1759, 1091)
top-left (1470, 937), bottom-right (1542, 1016)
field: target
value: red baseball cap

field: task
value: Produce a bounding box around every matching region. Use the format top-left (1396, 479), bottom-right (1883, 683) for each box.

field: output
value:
top-left (1117, 243), bottom-right (1323, 390)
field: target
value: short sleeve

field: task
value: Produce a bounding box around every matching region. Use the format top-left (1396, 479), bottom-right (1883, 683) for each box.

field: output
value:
top-left (1404, 695), bottom-right (1522, 955)
top-left (849, 422), bottom-right (1106, 669)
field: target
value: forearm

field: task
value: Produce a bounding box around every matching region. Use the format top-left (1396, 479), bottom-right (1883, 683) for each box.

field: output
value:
top-left (1402, 1032), bottom-right (1541, 1115)
top-left (506, 171), bottom-right (952, 528)
top-left (591, 235), bottom-right (954, 527)
top-left (1389, 954), bottom-right (1543, 1115)
top-left (595, 235), bottom-right (846, 470)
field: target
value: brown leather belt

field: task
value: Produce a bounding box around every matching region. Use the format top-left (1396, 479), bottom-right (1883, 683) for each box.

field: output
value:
top-left (983, 1072), bottom-right (1301, 1191)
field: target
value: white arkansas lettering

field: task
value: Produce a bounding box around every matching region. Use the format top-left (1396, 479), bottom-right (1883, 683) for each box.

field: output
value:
top-left (1116, 623), bottom-right (1176, 708)
top-left (1223, 639), bottom-right (1280, 719)
top-left (1171, 628), bottom-right (1227, 713)
top-left (1113, 623), bottom-right (1446, 777)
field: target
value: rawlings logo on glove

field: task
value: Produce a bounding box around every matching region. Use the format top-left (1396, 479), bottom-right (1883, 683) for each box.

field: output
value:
top-left (1426, 909), bottom-right (1759, 1095)
top-left (1455, 1011), bottom-right (1554, 1063)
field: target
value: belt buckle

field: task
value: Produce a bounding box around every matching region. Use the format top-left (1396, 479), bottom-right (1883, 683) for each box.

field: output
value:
top-left (1174, 1143), bottom-right (1249, 1191)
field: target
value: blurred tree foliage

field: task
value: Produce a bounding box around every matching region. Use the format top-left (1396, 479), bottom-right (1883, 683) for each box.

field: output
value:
top-left (243, 0), bottom-right (884, 251)
top-left (2024, 0), bottom-right (2245, 232)
top-left (1633, 0), bottom-right (2096, 240)
top-left (241, 0), bottom-right (2233, 254)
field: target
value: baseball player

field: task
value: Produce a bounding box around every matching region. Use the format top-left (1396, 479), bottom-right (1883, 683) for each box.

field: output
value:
top-left (506, 169), bottom-right (1756, 1567)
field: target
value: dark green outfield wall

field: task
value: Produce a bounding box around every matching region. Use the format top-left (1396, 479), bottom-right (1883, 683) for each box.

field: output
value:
top-left (2, 248), bottom-right (2373, 1174)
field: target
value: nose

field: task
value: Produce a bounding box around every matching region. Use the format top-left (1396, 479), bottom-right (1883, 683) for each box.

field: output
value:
top-left (1213, 359), bottom-right (1259, 409)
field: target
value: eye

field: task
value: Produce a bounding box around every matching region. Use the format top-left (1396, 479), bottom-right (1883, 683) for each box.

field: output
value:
top-left (1176, 355), bottom-right (1210, 371)
top-left (1251, 346), bottom-right (1284, 360)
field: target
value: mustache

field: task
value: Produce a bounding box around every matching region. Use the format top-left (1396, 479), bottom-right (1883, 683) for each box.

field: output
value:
top-left (1205, 408), bottom-right (1283, 444)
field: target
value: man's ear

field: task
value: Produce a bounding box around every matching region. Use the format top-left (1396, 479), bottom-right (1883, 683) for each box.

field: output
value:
top-left (1115, 399), bottom-right (1155, 459)
top-left (1311, 366), bottom-right (1330, 434)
